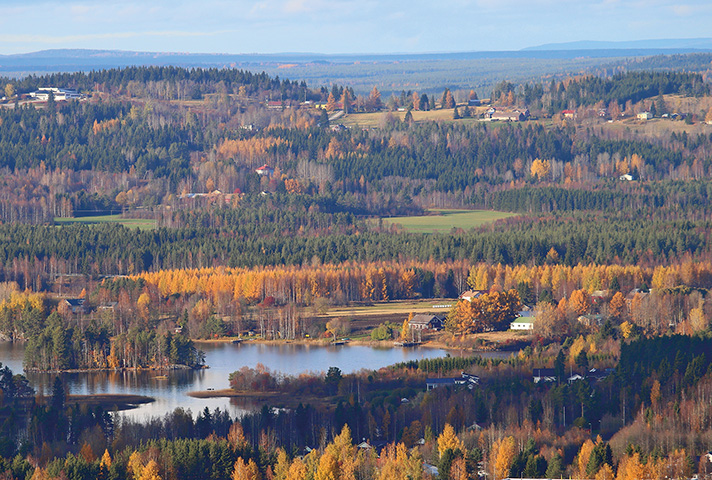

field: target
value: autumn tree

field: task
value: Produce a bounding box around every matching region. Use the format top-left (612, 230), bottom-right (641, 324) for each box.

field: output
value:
top-left (367, 86), bottom-right (382, 111)
top-left (492, 436), bottom-right (517, 480)
top-left (569, 289), bottom-right (591, 317)
top-left (139, 460), bottom-right (162, 480)
top-left (437, 423), bottom-right (464, 458)
top-left (595, 464), bottom-right (615, 480)
top-left (445, 300), bottom-right (475, 336)
top-left (576, 439), bottom-right (595, 479)
top-left (530, 158), bottom-right (551, 180)
top-left (233, 457), bottom-right (260, 480)
top-left (609, 292), bottom-right (626, 320)
top-left (401, 312), bottom-right (413, 340)
top-left (476, 290), bottom-right (522, 331)
top-left (378, 443), bottom-right (423, 480)
top-left (326, 93), bottom-right (337, 111)
top-left (412, 92), bottom-right (421, 111)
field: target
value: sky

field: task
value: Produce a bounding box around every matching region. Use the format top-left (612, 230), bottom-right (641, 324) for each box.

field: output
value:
top-left (0, 0), bottom-right (711, 55)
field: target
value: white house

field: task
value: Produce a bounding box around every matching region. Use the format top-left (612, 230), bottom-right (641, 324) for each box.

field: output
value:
top-left (510, 311), bottom-right (535, 330)
top-left (30, 87), bottom-right (82, 101)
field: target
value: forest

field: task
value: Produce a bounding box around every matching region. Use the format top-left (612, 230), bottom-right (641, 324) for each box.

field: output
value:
top-left (2, 55), bottom-right (712, 479)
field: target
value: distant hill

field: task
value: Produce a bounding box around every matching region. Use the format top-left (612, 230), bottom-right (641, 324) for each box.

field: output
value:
top-left (524, 38), bottom-right (712, 51)
top-left (3, 45), bottom-right (711, 75)
top-left (3, 46), bottom-right (712, 96)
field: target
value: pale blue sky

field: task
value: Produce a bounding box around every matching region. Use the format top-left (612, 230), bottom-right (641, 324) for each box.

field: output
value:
top-left (0, 0), bottom-right (710, 55)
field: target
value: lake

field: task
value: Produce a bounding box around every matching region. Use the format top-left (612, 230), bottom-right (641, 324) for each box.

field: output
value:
top-left (0, 341), bottom-right (509, 420)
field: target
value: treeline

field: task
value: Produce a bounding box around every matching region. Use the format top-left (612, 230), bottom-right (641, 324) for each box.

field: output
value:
top-left (4, 212), bottom-right (712, 288)
top-left (22, 311), bottom-right (203, 371)
top-left (477, 181), bottom-right (712, 217)
top-left (493, 70), bottom-right (711, 112)
top-left (2, 65), bottom-right (313, 102)
top-left (132, 259), bottom-right (712, 310)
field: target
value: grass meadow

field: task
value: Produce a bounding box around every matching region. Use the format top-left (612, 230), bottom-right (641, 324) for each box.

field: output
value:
top-left (379, 209), bottom-right (516, 234)
top-left (54, 214), bottom-right (156, 230)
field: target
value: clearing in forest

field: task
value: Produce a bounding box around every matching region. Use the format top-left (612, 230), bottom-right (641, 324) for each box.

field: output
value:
top-left (54, 214), bottom-right (156, 230)
top-left (379, 209), bottom-right (516, 234)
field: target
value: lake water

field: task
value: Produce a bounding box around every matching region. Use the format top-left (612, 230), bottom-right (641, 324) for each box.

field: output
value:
top-left (0, 341), bottom-right (508, 420)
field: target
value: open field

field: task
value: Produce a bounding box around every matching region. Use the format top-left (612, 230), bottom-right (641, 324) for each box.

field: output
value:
top-left (325, 298), bottom-right (454, 318)
top-left (380, 209), bottom-right (516, 233)
top-left (340, 106), bottom-right (489, 128)
top-left (54, 214), bottom-right (157, 230)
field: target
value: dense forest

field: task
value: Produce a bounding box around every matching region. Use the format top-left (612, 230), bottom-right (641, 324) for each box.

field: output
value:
top-left (3, 57), bottom-right (712, 479)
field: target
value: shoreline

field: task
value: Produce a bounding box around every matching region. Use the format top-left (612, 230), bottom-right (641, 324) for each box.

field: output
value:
top-left (187, 388), bottom-right (332, 408)
top-left (65, 393), bottom-right (154, 411)
top-left (23, 364), bottom-right (199, 374)
top-left (193, 336), bottom-right (527, 354)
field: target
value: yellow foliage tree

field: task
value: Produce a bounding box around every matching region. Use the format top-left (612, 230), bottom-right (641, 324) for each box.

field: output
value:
top-left (100, 449), bottom-right (112, 469)
top-left (530, 158), bottom-right (551, 180)
top-left (616, 453), bottom-right (644, 480)
top-left (233, 457), bottom-right (260, 480)
top-left (492, 436), bottom-right (517, 480)
top-left (569, 289), bottom-right (591, 316)
top-left (377, 443), bottom-right (423, 480)
top-left (401, 313), bottom-right (413, 340)
top-left (138, 460), bottom-right (162, 480)
top-left (620, 321), bottom-right (634, 339)
top-left (576, 439), bottom-right (595, 479)
top-left (287, 457), bottom-right (308, 480)
top-left (595, 464), bottom-right (615, 480)
top-left (609, 292), bottom-right (626, 319)
top-left (274, 449), bottom-right (290, 480)
top-left (445, 300), bottom-right (475, 336)
top-left (315, 450), bottom-right (338, 480)
top-left (437, 423), bottom-right (464, 457)
top-left (128, 451), bottom-right (144, 480)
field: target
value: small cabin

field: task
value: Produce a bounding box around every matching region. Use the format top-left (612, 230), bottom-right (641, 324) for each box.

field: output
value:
top-left (64, 298), bottom-right (89, 314)
top-left (255, 164), bottom-right (275, 177)
top-left (409, 314), bottom-right (444, 331)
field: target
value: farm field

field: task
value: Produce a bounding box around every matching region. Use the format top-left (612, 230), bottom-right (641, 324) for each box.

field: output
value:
top-left (324, 298), bottom-right (455, 318)
top-left (340, 107), bottom-right (489, 128)
top-left (54, 214), bottom-right (157, 230)
top-left (380, 209), bottom-right (516, 233)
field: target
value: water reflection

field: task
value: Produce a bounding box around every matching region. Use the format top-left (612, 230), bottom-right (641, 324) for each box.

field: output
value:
top-left (0, 341), bottom-right (511, 420)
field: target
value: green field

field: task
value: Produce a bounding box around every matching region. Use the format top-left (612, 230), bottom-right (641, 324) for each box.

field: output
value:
top-left (54, 215), bottom-right (156, 230)
top-left (380, 209), bottom-right (516, 233)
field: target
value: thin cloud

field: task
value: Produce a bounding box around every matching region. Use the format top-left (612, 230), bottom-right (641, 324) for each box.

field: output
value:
top-left (0, 30), bottom-right (228, 45)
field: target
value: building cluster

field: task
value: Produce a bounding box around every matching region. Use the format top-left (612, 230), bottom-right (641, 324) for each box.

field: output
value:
top-left (29, 87), bottom-right (83, 101)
